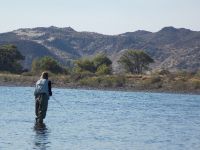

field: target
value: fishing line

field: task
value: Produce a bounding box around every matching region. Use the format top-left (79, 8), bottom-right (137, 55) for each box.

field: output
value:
top-left (51, 96), bottom-right (68, 114)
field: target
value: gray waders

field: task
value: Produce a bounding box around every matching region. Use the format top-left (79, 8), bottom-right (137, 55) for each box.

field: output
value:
top-left (35, 93), bottom-right (48, 124)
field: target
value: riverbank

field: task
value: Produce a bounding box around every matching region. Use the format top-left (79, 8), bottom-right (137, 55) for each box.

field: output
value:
top-left (0, 72), bottom-right (200, 95)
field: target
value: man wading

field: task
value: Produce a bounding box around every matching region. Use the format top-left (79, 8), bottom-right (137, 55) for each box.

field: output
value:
top-left (34, 72), bottom-right (52, 125)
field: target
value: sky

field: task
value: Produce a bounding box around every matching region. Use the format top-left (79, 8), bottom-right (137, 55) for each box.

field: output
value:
top-left (0, 0), bottom-right (199, 35)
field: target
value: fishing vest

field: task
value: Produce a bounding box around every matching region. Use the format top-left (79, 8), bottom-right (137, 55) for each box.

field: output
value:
top-left (35, 79), bottom-right (49, 97)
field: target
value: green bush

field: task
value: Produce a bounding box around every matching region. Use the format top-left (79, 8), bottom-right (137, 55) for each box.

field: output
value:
top-left (74, 59), bottom-right (96, 73)
top-left (93, 54), bottom-right (112, 69)
top-left (96, 64), bottom-right (111, 75)
top-left (73, 54), bottom-right (112, 75)
top-left (0, 44), bottom-right (24, 73)
top-left (32, 56), bottom-right (67, 74)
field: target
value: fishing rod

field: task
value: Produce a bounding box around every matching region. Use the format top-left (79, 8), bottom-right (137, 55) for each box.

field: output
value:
top-left (51, 96), bottom-right (68, 114)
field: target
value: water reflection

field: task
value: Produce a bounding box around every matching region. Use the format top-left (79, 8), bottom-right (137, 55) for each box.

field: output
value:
top-left (33, 123), bottom-right (50, 150)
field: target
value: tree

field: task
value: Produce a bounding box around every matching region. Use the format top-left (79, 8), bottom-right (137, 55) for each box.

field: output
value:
top-left (93, 54), bottom-right (112, 69)
top-left (96, 64), bottom-right (111, 75)
top-left (74, 58), bottom-right (96, 73)
top-left (32, 56), bottom-right (67, 74)
top-left (74, 54), bottom-right (112, 75)
top-left (118, 50), bottom-right (154, 74)
top-left (0, 44), bottom-right (24, 73)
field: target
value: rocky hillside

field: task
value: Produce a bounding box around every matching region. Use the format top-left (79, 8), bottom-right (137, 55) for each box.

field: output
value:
top-left (0, 26), bottom-right (199, 71)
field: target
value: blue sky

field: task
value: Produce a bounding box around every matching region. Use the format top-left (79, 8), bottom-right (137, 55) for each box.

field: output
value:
top-left (0, 0), bottom-right (199, 35)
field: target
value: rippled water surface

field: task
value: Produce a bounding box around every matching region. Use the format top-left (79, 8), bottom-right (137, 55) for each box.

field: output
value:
top-left (0, 86), bottom-right (200, 150)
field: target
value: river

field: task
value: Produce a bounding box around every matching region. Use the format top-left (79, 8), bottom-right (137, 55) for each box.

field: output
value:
top-left (0, 86), bottom-right (200, 150)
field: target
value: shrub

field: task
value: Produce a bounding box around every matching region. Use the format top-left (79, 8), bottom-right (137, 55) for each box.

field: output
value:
top-left (96, 64), bottom-right (111, 75)
top-left (93, 54), bottom-right (112, 69)
top-left (32, 56), bottom-right (67, 74)
top-left (73, 54), bottom-right (112, 75)
top-left (74, 59), bottom-right (96, 73)
top-left (0, 44), bottom-right (24, 73)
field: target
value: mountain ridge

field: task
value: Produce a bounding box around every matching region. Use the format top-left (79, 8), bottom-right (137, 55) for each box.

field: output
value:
top-left (0, 26), bottom-right (199, 72)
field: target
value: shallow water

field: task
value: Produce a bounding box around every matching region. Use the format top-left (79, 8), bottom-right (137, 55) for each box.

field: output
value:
top-left (0, 86), bottom-right (200, 150)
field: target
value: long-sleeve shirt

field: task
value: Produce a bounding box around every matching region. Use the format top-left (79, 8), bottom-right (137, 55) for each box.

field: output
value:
top-left (34, 79), bottom-right (52, 98)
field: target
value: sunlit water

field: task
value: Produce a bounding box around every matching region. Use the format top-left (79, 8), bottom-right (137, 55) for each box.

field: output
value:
top-left (0, 86), bottom-right (200, 150)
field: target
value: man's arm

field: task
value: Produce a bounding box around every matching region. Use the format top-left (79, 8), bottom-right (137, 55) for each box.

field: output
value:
top-left (48, 81), bottom-right (52, 96)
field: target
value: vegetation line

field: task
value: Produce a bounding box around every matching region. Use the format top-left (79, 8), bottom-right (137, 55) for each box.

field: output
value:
top-left (0, 44), bottom-right (200, 94)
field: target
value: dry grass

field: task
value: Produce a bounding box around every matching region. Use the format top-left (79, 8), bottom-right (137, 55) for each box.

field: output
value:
top-left (0, 71), bottom-right (199, 93)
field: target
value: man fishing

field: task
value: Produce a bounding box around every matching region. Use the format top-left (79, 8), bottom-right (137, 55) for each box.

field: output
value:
top-left (34, 72), bottom-right (52, 125)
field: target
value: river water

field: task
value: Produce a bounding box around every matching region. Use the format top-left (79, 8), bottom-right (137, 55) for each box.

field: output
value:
top-left (0, 86), bottom-right (200, 150)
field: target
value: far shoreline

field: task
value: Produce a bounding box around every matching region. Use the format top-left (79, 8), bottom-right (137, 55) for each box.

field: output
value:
top-left (0, 81), bottom-right (199, 96)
